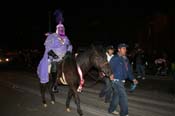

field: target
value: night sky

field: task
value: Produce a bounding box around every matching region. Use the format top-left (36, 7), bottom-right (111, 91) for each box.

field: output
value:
top-left (1, 0), bottom-right (174, 55)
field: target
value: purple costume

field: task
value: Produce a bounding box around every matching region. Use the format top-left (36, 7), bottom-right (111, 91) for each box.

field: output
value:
top-left (37, 33), bottom-right (72, 84)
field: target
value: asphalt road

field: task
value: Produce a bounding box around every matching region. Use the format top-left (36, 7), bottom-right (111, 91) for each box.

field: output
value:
top-left (0, 84), bottom-right (84, 116)
top-left (0, 74), bottom-right (98, 116)
top-left (0, 64), bottom-right (175, 116)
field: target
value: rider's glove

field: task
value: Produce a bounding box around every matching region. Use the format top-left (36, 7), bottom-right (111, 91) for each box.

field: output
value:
top-left (48, 50), bottom-right (59, 59)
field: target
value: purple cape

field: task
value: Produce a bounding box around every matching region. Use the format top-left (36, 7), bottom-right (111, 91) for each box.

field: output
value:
top-left (37, 33), bottom-right (72, 83)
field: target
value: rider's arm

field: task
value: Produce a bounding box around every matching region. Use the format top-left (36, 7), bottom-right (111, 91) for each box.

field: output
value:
top-left (44, 34), bottom-right (55, 50)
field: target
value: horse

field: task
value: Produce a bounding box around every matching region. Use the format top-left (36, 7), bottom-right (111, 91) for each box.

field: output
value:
top-left (39, 45), bottom-right (113, 116)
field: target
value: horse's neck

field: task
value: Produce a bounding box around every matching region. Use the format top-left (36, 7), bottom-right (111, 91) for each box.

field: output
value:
top-left (76, 51), bottom-right (93, 75)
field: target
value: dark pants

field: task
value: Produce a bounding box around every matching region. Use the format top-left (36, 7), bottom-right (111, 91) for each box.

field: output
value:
top-left (108, 81), bottom-right (128, 116)
top-left (136, 64), bottom-right (145, 77)
top-left (51, 61), bottom-right (58, 73)
top-left (50, 61), bottom-right (58, 90)
top-left (99, 77), bottom-right (112, 102)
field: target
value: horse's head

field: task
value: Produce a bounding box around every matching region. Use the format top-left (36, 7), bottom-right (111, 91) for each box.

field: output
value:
top-left (90, 45), bottom-right (113, 77)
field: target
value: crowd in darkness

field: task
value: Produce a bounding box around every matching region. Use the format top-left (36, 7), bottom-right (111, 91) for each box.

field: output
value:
top-left (127, 43), bottom-right (173, 77)
top-left (8, 42), bottom-right (174, 79)
top-left (14, 49), bottom-right (43, 71)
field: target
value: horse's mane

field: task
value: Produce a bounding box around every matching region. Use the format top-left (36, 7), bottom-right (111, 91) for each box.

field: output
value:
top-left (62, 52), bottom-right (77, 69)
top-left (76, 44), bottom-right (106, 74)
top-left (91, 44), bottom-right (106, 54)
top-left (76, 47), bottom-right (92, 71)
top-left (76, 45), bottom-right (105, 62)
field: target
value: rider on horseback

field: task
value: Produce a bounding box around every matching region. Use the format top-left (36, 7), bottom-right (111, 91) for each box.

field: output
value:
top-left (37, 9), bottom-right (72, 92)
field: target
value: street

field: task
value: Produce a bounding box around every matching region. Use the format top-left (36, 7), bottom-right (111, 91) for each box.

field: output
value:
top-left (1, 2), bottom-right (175, 116)
top-left (0, 65), bottom-right (175, 116)
top-left (0, 83), bottom-right (81, 116)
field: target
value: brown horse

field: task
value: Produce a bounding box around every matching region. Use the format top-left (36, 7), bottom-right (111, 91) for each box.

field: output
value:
top-left (39, 45), bottom-right (113, 116)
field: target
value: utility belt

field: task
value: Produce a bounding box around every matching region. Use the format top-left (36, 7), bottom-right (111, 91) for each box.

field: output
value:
top-left (113, 79), bottom-right (126, 83)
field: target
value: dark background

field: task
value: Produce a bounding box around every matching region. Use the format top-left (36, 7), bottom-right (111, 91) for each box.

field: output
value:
top-left (1, 0), bottom-right (175, 58)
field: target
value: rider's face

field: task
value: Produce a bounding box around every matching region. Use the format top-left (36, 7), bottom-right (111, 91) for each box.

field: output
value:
top-left (58, 27), bottom-right (65, 36)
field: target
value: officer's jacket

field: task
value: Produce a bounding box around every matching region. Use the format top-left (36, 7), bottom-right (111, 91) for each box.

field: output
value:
top-left (109, 54), bottom-right (134, 81)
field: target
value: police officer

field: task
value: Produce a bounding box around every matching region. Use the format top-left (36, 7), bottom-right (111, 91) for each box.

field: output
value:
top-left (108, 43), bottom-right (138, 116)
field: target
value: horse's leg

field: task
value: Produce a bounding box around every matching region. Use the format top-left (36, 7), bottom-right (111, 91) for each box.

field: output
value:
top-left (72, 87), bottom-right (83, 116)
top-left (40, 83), bottom-right (47, 107)
top-left (48, 80), bottom-right (55, 104)
top-left (66, 88), bottom-right (73, 112)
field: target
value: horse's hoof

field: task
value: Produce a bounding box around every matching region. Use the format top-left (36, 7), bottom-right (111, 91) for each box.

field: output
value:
top-left (78, 111), bottom-right (83, 116)
top-left (51, 101), bottom-right (55, 104)
top-left (79, 113), bottom-right (83, 116)
top-left (43, 104), bottom-right (48, 108)
top-left (66, 108), bottom-right (71, 112)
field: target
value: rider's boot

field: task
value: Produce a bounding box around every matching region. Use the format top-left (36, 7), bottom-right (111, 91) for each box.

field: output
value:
top-left (51, 72), bottom-right (59, 93)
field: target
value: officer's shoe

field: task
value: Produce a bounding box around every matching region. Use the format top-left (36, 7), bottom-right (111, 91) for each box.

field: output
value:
top-left (111, 110), bottom-right (119, 115)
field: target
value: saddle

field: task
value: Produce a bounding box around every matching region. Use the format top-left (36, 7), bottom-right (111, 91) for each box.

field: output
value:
top-left (59, 61), bottom-right (68, 85)
top-left (48, 59), bottom-right (66, 83)
top-left (48, 53), bottom-right (85, 92)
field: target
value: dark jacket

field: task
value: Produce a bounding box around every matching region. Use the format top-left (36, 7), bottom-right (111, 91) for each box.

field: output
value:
top-left (135, 52), bottom-right (146, 65)
top-left (109, 54), bottom-right (134, 81)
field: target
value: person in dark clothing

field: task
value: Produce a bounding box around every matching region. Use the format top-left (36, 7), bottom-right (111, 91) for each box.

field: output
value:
top-left (135, 48), bottom-right (146, 79)
top-left (99, 45), bottom-right (114, 103)
top-left (108, 43), bottom-right (138, 116)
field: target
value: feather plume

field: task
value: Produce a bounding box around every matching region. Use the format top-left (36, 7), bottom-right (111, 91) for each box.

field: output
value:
top-left (53, 9), bottom-right (64, 24)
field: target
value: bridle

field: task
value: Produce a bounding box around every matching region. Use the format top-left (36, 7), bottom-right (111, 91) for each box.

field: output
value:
top-left (99, 61), bottom-right (108, 68)
top-left (93, 49), bottom-right (110, 75)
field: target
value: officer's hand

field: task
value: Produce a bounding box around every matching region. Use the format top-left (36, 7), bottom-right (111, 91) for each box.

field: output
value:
top-left (133, 79), bottom-right (138, 85)
top-left (99, 72), bottom-right (105, 78)
top-left (109, 74), bottom-right (114, 81)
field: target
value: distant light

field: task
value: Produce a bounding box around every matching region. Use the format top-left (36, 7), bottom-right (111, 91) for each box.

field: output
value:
top-left (5, 58), bottom-right (9, 62)
top-left (0, 59), bottom-right (2, 62)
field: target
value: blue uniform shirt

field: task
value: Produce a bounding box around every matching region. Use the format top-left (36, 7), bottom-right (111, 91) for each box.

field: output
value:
top-left (109, 54), bottom-right (134, 81)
